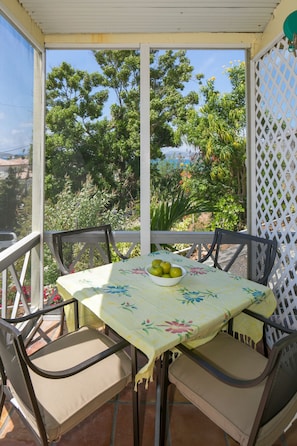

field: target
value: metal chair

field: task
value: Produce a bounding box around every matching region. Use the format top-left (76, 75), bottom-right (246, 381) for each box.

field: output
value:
top-left (166, 312), bottom-right (297, 446)
top-left (199, 228), bottom-right (278, 285)
top-left (52, 225), bottom-right (127, 333)
top-left (0, 301), bottom-right (139, 446)
top-left (200, 228), bottom-right (278, 348)
top-left (52, 224), bottom-right (126, 276)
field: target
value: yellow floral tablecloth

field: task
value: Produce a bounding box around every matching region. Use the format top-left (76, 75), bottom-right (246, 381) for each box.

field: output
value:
top-left (56, 250), bottom-right (276, 387)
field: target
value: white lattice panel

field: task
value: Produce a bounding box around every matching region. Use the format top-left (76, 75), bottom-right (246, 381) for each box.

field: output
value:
top-left (253, 38), bottom-right (297, 345)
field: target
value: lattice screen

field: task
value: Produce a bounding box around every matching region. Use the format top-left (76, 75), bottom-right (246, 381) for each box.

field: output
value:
top-left (253, 37), bottom-right (297, 345)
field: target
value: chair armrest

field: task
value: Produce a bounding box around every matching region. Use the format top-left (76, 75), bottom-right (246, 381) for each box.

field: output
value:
top-left (174, 310), bottom-right (295, 389)
top-left (243, 308), bottom-right (295, 334)
top-left (52, 249), bottom-right (69, 275)
top-left (108, 230), bottom-right (128, 260)
top-left (20, 337), bottom-right (130, 379)
top-left (4, 298), bottom-right (77, 324)
top-left (175, 342), bottom-right (274, 388)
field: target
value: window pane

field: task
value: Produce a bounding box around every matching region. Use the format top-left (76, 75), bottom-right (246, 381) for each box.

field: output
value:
top-left (0, 15), bottom-right (33, 246)
top-left (44, 49), bottom-right (140, 267)
top-left (150, 49), bottom-right (246, 233)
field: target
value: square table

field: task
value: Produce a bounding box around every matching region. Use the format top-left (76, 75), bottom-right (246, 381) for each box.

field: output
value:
top-left (56, 250), bottom-right (276, 443)
top-left (57, 249), bottom-right (276, 385)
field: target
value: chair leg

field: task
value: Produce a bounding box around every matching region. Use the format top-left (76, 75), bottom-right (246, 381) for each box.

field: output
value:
top-left (0, 361), bottom-right (6, 415)
top-left (131, 345), bottom-right (140, 446)
top-left (160, 351), bottom-right (170, 445)
top-left (227, 318), bottom-right (234, 335)
top-left (262, 325), bottom-right (269, 357)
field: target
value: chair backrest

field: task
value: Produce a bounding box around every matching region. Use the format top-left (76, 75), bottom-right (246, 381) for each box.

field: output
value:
top-left (250, 330), bottom-right (297, 444)
top-left (0, 317), bottom-right (47, 442)
top-left (52, 225), bottom-right (113, 275)
top-left (200, 228), bottom-right (278, 285)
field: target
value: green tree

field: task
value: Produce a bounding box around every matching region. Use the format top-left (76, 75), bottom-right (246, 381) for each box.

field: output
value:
top-left (93, 49), bottom-right (198, 209)
top-left (45, 50), bottom-right (198, 211)
top-left (183, 62), bottom-right (247, 229)
top-left (45, 62), bottom-right (109, 198)
top-left (151, 159), bottom-right (183, 201)
top-left (44, 175), bottom-right (126, 232)
top-left (92, 50), bottom-right (141, 209)
top-left (43, 176), bottom-right (129, 284)
top-left (0, 168), bottom-right (21, 232)
top-left (149, 50), bottom-right (198, 156)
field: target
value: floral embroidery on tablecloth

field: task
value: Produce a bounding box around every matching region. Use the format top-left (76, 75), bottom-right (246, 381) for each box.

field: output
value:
top-left (158, 319), bottom-right (197, 340)
top-left (188, 266), bottom-right (208, 276)
top-left (141, 319), bottom-right (163, 334)
top-left (227, 273), bottom-right (242, 281)
top-left (141, 318), bottom-right (197, 340)
top-left (120, 302), bottom-right (137, 312)
top-left (118, 267), bottom-right (147, 276)
top-left (178, 287), bottom-right (218, 304)
top-left (243, 287), bottom-right (265, 303)
top-left (91, 284), bottom-right (131, 297)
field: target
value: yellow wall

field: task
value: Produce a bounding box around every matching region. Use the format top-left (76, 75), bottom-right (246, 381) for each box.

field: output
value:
top-left (255, 0), bottom-right (297, 57)
top-left (45, 32), bottom-right (257, 50)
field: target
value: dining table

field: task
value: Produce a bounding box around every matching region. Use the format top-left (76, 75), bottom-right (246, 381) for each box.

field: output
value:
top-left (56, 249), bottom-right (277, 445)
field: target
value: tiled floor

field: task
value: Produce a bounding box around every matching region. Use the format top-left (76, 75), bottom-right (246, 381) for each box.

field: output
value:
top-left (1, 320), bottom-right (297, 445)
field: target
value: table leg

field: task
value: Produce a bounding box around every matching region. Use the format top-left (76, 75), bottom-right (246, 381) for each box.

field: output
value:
top-left (154, 350), bottom-right (170, 446)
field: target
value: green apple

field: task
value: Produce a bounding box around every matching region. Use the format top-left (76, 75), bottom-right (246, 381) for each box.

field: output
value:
top-left (149, 266), bottom-right (163, 277)
top-left (160, 261), bottom-right (171, 274)
top-left (170, 266), bottom-right (182, 278)
top-left (152, 259), bottom-right (162, 268)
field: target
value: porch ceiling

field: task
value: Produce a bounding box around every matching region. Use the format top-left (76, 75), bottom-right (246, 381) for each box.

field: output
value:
top-left (18, 0), bottom-right (281, 34)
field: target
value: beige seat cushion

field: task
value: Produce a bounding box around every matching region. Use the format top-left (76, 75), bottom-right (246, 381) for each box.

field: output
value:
top-left (169, 332), bottom-right (268, 446)
top-left (12, 326), bottom-right (131, 442)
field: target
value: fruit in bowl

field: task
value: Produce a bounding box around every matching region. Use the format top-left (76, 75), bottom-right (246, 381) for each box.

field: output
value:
top-left (145, 260), bottom-right (186, 286)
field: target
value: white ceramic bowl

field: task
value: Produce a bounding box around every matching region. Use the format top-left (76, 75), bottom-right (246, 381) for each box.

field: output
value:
top-left (145, 264), bottom-right (186, 287)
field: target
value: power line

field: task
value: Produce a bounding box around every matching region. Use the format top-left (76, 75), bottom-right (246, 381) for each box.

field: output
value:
top-left (0, 144), bottom-right (30, 154)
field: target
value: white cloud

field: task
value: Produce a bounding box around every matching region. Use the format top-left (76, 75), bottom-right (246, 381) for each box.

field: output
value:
top-left (20, 121), bottom-right (32, 128)
top-left (11, 129), bottom-right (22, 135)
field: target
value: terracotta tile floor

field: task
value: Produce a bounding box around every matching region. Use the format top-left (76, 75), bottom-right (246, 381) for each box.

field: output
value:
top-left (1, 320), bottom-right (297, 445)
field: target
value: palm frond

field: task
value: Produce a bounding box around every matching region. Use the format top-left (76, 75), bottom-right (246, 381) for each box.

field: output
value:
top-left (150, 190), bottom-right (214, 231)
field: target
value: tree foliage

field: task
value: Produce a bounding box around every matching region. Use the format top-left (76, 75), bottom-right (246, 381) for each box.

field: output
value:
top-left (0, 168), bottom-right (21, 231)
top-left (45, 52), bottom-right (246, 233)
top-left (44, 175), bottom-right (126, 231)
top-left (151, 189), bottom-right (212, 231)
top-left (181, 62), bottom-right (247, 229)
top-left (46, 62), bottom-right (109, 199)
top-left (45, 50), bottom-right (198, 211)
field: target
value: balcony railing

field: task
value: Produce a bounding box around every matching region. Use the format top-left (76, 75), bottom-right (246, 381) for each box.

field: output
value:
top-left (0, 232), bottom-right (40, 318)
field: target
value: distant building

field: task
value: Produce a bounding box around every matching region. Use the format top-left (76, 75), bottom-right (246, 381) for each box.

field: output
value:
top-left (0, 157), bottom-right (31, 180)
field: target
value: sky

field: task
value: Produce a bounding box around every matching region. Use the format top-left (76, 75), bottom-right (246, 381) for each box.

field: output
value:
top-left (0, 14), bottom-right (244, 157)
top-left (0, 16), bottom-right (34, 157)
top-left (46, 48), bottom-right (244, 95)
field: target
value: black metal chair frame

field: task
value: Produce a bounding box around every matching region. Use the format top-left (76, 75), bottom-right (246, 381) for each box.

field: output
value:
top-left (200, 228), bottom-right (278, 285)
top-left (199, 228), bottom-right (278, 351)
top-left (51, 225), bottom-right (128, 336)
top-left (157, 311), bottom-right (297, 446)
top-left (52, 224), bottom-right (127, 276)
top-left (0, 300), bottom-right (140, 446)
